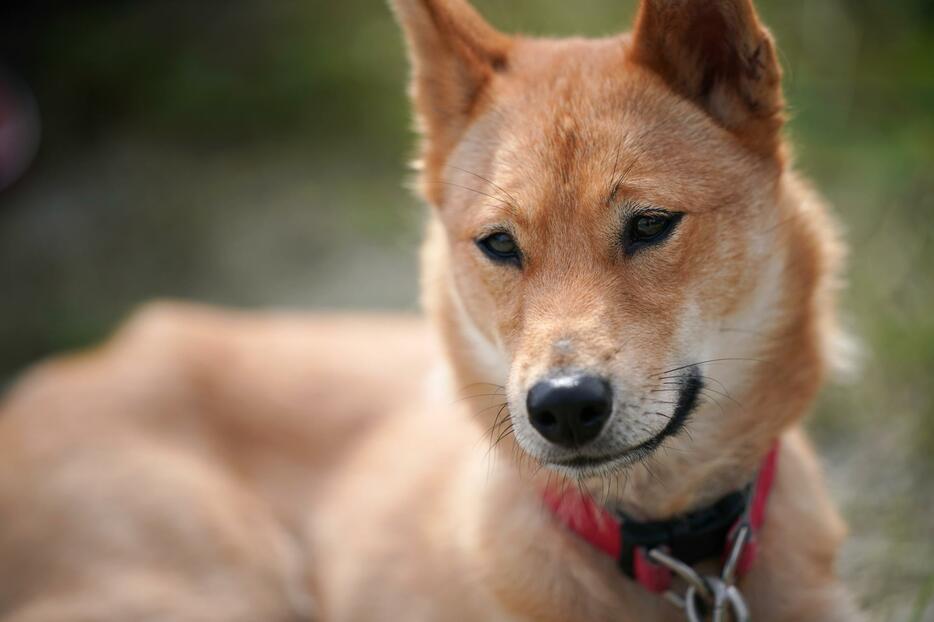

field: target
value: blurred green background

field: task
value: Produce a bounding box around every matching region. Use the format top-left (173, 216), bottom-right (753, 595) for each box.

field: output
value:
top-left (0, 1), bottom-right (931, 619)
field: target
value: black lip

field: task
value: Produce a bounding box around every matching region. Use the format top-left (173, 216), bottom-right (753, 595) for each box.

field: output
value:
top-left (550, 367), bottom-right (702, 469)
top-left (633, 365), bottom-right (702, 456)
top-left (554, 454), bottom-right (620, 468)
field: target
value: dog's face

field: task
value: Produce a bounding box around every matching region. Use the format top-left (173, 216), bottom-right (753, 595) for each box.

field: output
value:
top-left (394, 0), bottom-right (790, 478)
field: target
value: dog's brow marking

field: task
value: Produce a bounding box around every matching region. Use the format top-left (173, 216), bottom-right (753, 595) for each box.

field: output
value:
top-left (607, 146), bottom-right (645, 206)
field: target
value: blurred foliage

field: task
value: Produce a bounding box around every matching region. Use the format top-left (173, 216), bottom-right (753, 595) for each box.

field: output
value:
top-left (0, 1), bottom-right (932, 619)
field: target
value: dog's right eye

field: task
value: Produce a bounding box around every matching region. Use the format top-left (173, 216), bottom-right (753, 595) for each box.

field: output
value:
top-left (477, 232), bottom-right (522, 267)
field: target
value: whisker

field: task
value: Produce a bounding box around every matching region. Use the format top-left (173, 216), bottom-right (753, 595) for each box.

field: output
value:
top-left (610, 154), bottom-right (641, 199)
top-left (696, 385), bottom-right (742, 408)
top-left (685, 426), bottom-right (696, 442)
top-left (492, 424), bottom-right (515, 449)
top-left (430, 180), bottom-right (519, 217)
top-left (692, 375), bottom-right (735, 402)
top-left (447, 165), bottom-right (520, 208)
top-left (657, 372), bottom-right (733, 400)
top-left (659, 379), bottom-right (742, 409)
top-left (641, 460), bottom-right (662, 488)
top-left (478, 401), bottom-right (510, 416)
top-left (652, 357), bottom-right (773, 377)
top-left (452, 392), bottom-right (506, 404)
top-left (658, 442), bottom-right (690, 455)
top-left (530, 460), bottom-right (547, 479)
top-left (485, 404), bottom-right (510, 451)
top-left (458, 382), bottom-right (505, 394)
top-left (697, 393), bottom-right (726, 417)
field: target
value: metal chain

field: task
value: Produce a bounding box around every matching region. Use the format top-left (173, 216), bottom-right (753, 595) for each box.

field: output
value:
top-left (647, 524), bottom-right (752, 622)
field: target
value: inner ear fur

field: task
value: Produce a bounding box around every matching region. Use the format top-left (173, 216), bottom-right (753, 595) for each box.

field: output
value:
top-left (629, 0), bottom-right (785, 157)
top-left (390, 0), bottom-right (512, 193)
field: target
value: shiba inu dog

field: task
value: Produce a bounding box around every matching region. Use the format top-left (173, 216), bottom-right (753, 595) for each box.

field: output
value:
top-left (0, 0), bottom-right (864, 620)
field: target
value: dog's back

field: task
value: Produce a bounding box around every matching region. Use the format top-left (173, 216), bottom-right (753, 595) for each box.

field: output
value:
top-left (0, 303), bottom-right (432, 621)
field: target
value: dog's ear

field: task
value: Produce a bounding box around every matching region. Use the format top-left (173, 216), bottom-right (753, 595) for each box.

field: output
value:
top-left (390, 0), bottom-right (511, 177)
top-left (629, 0), bottom-right (784, 156)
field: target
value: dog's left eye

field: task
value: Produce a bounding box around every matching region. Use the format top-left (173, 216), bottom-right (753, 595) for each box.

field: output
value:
top-left (477, 232), bottom-right (521, 267)
top-left (624, 212), bottom-right (682, 254)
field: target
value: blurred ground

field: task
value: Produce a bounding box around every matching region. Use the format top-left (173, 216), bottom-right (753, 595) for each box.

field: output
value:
top-left (0, 1), bottom-right (932, 619)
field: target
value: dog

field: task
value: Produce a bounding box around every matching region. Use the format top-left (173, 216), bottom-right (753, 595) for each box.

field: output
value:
top-left (0, 0), bottom-right (864, 620)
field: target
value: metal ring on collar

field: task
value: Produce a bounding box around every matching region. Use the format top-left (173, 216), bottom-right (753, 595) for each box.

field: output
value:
top-left (684, 578), bottom-right (750, 622)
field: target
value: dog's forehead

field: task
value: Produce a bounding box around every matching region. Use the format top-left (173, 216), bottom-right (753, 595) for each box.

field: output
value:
top-left (485, 75), bottom-right (748, 221)
top-left (449, 38), bottom-right (767, 226)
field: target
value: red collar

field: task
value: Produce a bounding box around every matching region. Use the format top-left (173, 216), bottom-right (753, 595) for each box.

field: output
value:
top-left (543, 442), bottom-right (779, 594)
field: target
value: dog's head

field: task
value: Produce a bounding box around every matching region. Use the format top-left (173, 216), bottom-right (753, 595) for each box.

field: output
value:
top-left (393, 0), bottom-right (837, 502)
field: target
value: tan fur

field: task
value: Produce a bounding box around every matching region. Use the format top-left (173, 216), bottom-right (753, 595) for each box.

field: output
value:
top-left (0, 1), bottom-right (863, 620)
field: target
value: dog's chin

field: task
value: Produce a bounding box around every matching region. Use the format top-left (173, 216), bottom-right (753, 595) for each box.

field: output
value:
top-left (545, 446), bottom-right (657, 478)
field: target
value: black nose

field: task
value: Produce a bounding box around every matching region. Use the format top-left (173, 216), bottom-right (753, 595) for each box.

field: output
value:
top-left (526, 374), bottom-right (612, 447)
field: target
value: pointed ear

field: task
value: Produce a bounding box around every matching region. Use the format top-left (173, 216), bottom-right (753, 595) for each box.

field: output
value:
top-left (390, 0), bottom-right (511, 178)
top-left (629, 0), bottom-right (784, 156)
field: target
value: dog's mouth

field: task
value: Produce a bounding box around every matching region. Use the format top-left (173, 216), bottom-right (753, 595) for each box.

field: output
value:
top-left (545, 369), bottom-right (702, 475)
